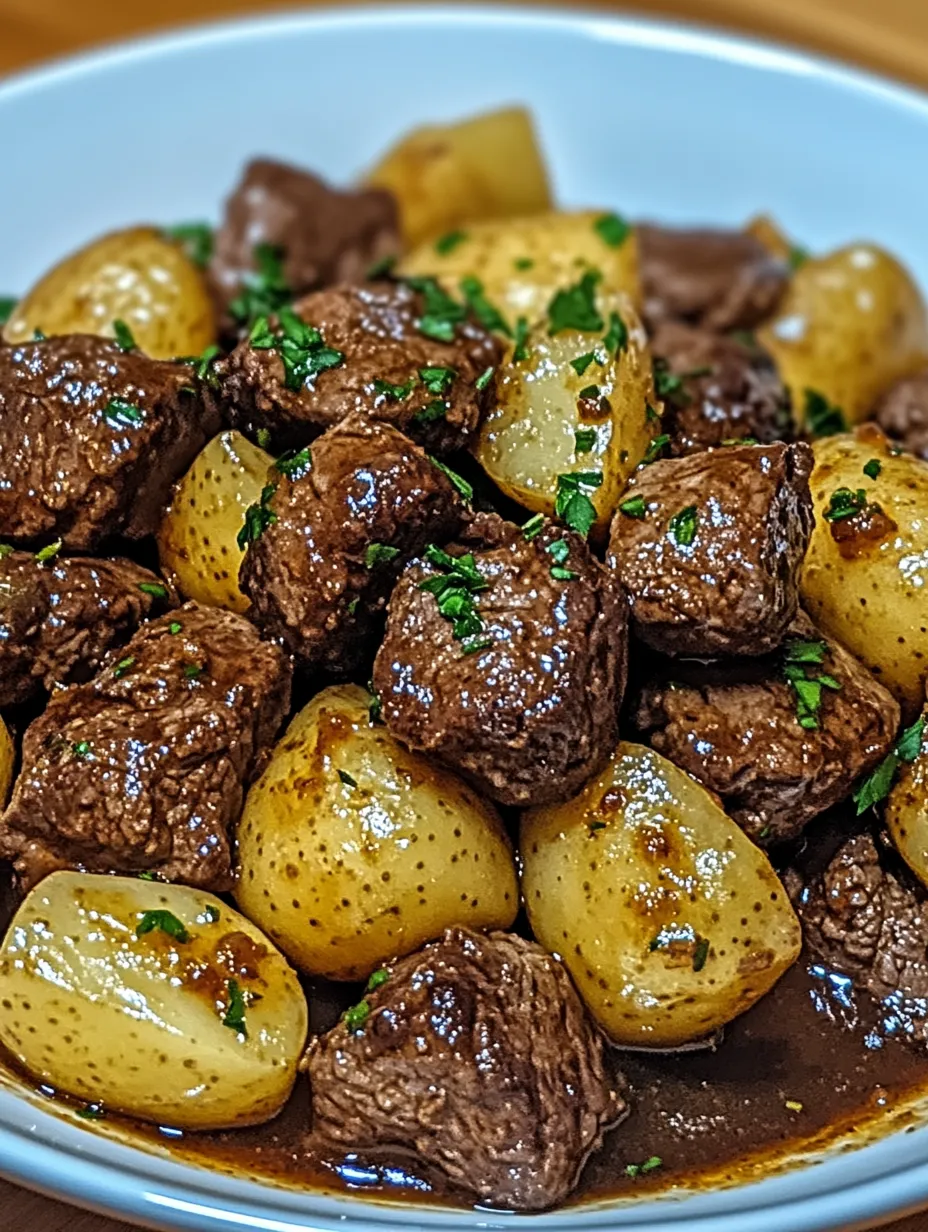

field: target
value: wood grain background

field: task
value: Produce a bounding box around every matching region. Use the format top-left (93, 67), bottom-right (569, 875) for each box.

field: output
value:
top-left (3, 0), bottom-right (928, 1227)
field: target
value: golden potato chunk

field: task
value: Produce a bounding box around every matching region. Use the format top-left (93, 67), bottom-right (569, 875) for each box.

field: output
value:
top-left (0, 718), bottom-right (13, 809)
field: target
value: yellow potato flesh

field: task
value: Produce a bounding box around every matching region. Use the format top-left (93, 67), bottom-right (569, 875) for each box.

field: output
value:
top-left (521, 742), bottom-right (801, 1048)
top-left (0, 717), bottom-right (13, 808)
top-left (3, 226), bottom-right (216, 360)
top-left (157, 431), bottom-right (273, 614)
top-left (0, 873), bottom-right (307, 1128)
top-left (236, 684), bottom-right (518, 981)
top-left (801, 430), bottom-right (928, 715)
top-left (475, 293), bottom-right (657, 538)
top-left (759, 243), bottom-right (928, 427)
top-left (365, 106), bottom-right (552, 247)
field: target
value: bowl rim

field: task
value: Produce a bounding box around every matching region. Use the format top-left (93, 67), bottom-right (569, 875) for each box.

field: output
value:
top-left (3, 4), bottom-right (928, 1230)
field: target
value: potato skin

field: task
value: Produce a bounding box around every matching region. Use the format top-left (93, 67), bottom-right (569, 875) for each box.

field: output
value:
top-left (3, 226), bottom-right (217, 360)
top-left (521, 742), bottom-right (801, 1048)
top-left (235, 684), bottom-right (518, 980)
top-left (801, 429), bottom-right (928, 715)
top-left (365, 106), bottom-right (552, 247)
top-left (474, 292), bottom-right (656, 539)
top-left (158, 431), bottom-right (273, 613)
top-left (886, 716), bottom-right (928, 890)
top-left (759, 243), bottom-right (928, 426)
top-left (0, 718), bottom-right (13, 808)
top-left (0, 872), bottom-right (307, 1128)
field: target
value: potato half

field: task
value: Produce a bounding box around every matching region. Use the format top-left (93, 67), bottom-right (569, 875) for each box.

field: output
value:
top-left (474, 290), bottom-right (656, 537)
top-left (801, 429), bottom-right (928, 715)
top-left (0, 718), bottom-right (13, 808)
top-left (521, 742), bottom-right (801, 1048)
top-left (0, 872), bottom-right (307, 1128)
top-left (401, 209), bottom-right (641, 325)
top-left (759, 242), bottom-right (928, 427)
top-left (157, 431), bottom-right (273, 613)
top-left (365, 106), bottom-right (552, 247)
top-left (3, 226), bottom-right (216, 360)
top-left (236, 684), bottom-right (518, 980)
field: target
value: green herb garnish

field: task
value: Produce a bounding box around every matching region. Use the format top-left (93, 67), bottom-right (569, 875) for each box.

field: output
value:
top-left (237, 483), bottom-right (278, 549)
top-left (603, 311), bottom-right (628, 355)
top-left (165, 222), bottom-right (213, 268)
top-left (367, 969), bottom-right (390, 992)
top-left (522, 513), bottom-right (545, 541)
top-left (256, 428), bottom-right (271, 450)
top-left (71, 740), bottom-right (92, 759)
top-left (343, 999), bottom-right (371, 1032)
top-left (338, 769), bottom-right (358, 788)
top-left (435, 229), bottom-right (467, 255)
top-left (104, 399), bottom-right (144, 429)
top-left (365, 542), bottom-right (401, 569)
top-left (668, 505), bottom-right (698, 547)
top-left (555, 471), bottom-right (602, 537)
top-left (512, 316), bottom-right (531, 363)
top-left (475, 365), bottom-right (495, 392)
top-left (373, 377), bottom-right (417, 402)
top-left (594, 212), bottom-right (631, 248)
top-left (0, 297), bottom-right (16, 325)
top-left (804, 388), bottom-right (847, 437)
top-left (626, 1156), bottom-right (663, 1178)
top-left (864, 459), bottom-right (882, 480)
top-left (275, 447), bottom-right (312, 479)
top-left (429, 457), bottom-right (473, 502)
top-left (35, 541), bottom-right (62, 564)
top-left (419, 543), bottom-right (488, 643)
top-left (854, 716), bottom-right (926, 814)
top-left (571, 352), bottom-right (597, 376)
top-left (223, 978), bottom-right (248, 1037)
top-left (514, 257), bottom-right (534, 271)
top-left (548, 270), bottom-right (603, 335)
top-left (642, 434), bottom-right (671, 465)
top-left (579, 384), bottom-right (600, 400)
top-left (575, 426), bottom-right (597, 453)
top-left (619, 495), bottom-right (646, 519)
top-left (184, 663), bottom-right (204, 680)
top-left (413, 399), bottom-right (448, 423)
top-left (782, 637), bottom-right (841, 730)
top-left (823, 487), bottom-right (868, 523)
top-left (136, 910), bottom-right (190, 943)
top-left (112, 319), bottom-right (136, 351)
top-left (367, 683), bottom-right (382, 724)
top-left (113, 656), bottom-right (135, 680)
top-left (0, 544), bottom-right (13, 559)
top-left (138, 581), bottom-right (168, 599)
top-left (692, 937), bottom-right (710, 972)
top-left (367, 254), bottom-right (397, 280)
top-left (789, 245), bottom-right (809, 271)
top-left (251, 307), bottom-right (344, 391)
top-left (229, 242), bottom-right (291, 326)
top-left (405, 276), bottom-right (467, 342)
top-left (460, 275), bottom-right (511, 336)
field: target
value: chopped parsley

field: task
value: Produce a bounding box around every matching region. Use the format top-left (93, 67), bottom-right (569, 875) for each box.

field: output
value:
top-left (512, 317), bottom-right (531, 363)
top-left (373, 377), bottom-right (416, 402)
top-left (642, 434), bottom-right (671, 465)
top-left (804, 388), bottom-right (847, 437)
top-left (429, 457), bottom-right (473, 502)
top-left (138, 581), bottom-right (168, 599)
top-left (555, 472), bottom-right (602, 537)
top-left (413, 399), bottom-right (448, 423)
top-left (435, 229), bottom-right (467, 255)
top-left (137, 871), bottom-right (156, 881)
top-left (460, 275), bottom-right (511, 336)
top-left (222, 978), bottom-right (248, 1037)
top-left (789, 245), bottom-right (809, 271)
top-left (367, 683), bottom-right (382, 724)
top-left (366, 253), bottom-right (397, 280)
top-left (367, 969), bottom-right (390, 992)
top-left (514, 257), bottom-right (535, 271)
top-left (76, 1104), bottom-right (105, 1121)
top-left (823, 487), bottom-right (867, 523)
top-left (419, 365), bottom-right (457, 395)
top-left (364, 542), bottom-right (401, 568)
top-left (103, 399), bottom-right (144, 429)
top-left (626, 1156), bottom-right (663, 1178)
top-left (112, 319), bottom-right (137, 352)
top-left (548, 269), bottom-right (603, 335)
top-left (571, 352), bottom-right (597, 376)
top-left (184, 663), bottom-right (204, 680)
top-left (546, 539), bottom-right (571, 565)
top-left (71, 740), bottom-right (92, 759)
top-left (854, 716), bottom-right (926, 814)
top-left (256, 428), bottom-right (272, 450)
top-left (183, 343), bottom-right (221, 385)
top-left (168, 621), bottom-right (182, 636)
top-left (475, 365), bottom-right (495, 392)
top-left (419, 543), bottom-right (488, 643)
top-left (522, 513), bottom-right (545, 541)
top-left (237, 483), bottom-right (278, 549)
top-left (619, 495), bottom-right (646, 519)
top-left (250, 307), bottom-right (344, 391)
top-left (34, 541), bottom-right (62, 564)
top-left (343, 999), bottom-right (371, 1032)
top-left (275, 447), bottom-right (312, 479)
top-left (594, 212), bottom-right (631, 248)
top-left (165, 222), bottom-right (214, 269)
top-left (203, 904), bottom-right (220, 924)
top-left (0, 297), bottom-right (16, 325)
top-left (782, 637), bottom-right (841, 730)
top-left (603, 311), bottom-right (628, 355)
top-left (461, 635), bottom-right (493, 655)
top-left (550, 565), bottom-right (577, 581)
top-left (113, 656), bottom-right (135, 680)
top-left (692, 937), bottom-right (710, 972)
top-left (347, 597), bottom-right (360, 615)
top-left (405, 276), bottom-right (466, 342)
top-left (229, 242), bottom-right (291, 326)
top-left (579, 384), bottom-right (600, 401)
top-left (575, 426), bottom-right (597, 453)
top-left (653, 359), bottom-right (688, 407)
top-left (0, 544), bottom-right (13, 559)
top-left (864, 458), bottom-right (882, 480)
top-left (338, 769), bottom-right (358, 788)
top-left (668, 505), bottom-right (698, 547)
top-left (136, 910), bottom-right (190, 943)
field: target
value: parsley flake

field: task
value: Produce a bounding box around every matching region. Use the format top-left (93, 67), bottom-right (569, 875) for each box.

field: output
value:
top-left (864, 458), bottom-right (882, 480)
top-left (256, 428), bottom-right (272, 450)
top-left (338, 769), bottom-right (358, 788)
top-left (251, 307), bottom-right (344, 391)
top-left (642, 434), bottom-right (670, 465)
top-left (35, 541), bottom-right (62, 564)
top-left (275, 447), bottom-right (312, 478)
top-left (113, 656), bottom-right (135, 680)
top-left (419, 543), bottom-right (488, 645)
top-left (546, 539), bottom-right (571, 565)
top-left (550, 565), bottom-right (578, 581)
top-left (548, 270), bottom-right (603, 335)
top-left (112, 319), bottom-right (137, 351)
top-left (429, 457), bottom-right (473, 502)
top-left (413, 399), bottom-right (448, 423)
top-left (229, 242), bottom-right (291, 326)
top-left (626, 1156), bottom-right (663, 1178)
top-left (71, 740), bottom-right (92, 759)
top-left (823, 487), bottom-right (867, 523)
top-left (619, 495), bottom-right (646, 519)
top-left (854, 716), bottom-right (926, 814)
top-left (367, 969), bottom-right (390, 991)
top-left (514, 257), bottom-right (535, 271)
top-left (603, 311), bottom-right (628, 355)
top-left (367, 684), bottom-right (383, 724)
top-left (0, 296), bottom-right (16, 325)
top-left (104, 399), bottom-right (144, 429)
top-left (579, 384), bottom-right (600, 400)
top-left (575, 426), bottom-right (597, 453)
top-left (136, 910), bottom-right (190, 943)
top-left (555, 472), bottom-right (602, 537)
top-left (344, 999), bottom-right (371, 1032)
top-left (365, 542), bottom-right (401, 569)
top-left (367, 254), bottom-right (397, 280)
top-left (138, 581), bottom-right (168, 599)
top-left (594, 212), bottom-right (631, 248)
top-left (571, 352), bottom-right (597, 376)
top-left (460, 275), bottom-right (511, 336)
top-left (435, 229), bottom-right (467, 255)
top-left (237, 483), bottom-right (278, 549)
top-left (805, 388), bottom-right (847, 437)
top-left (512, 316), bottom-right (531, 363)
top-left (782, 637), bottom-right (841, 730)
top-left (692, 937), bottom-right (710, 972)
top-left (668, 505), bottom-right (698, 547)
top-left (475, 365), bottom-right (495, 392)
top-left (0, 544), bottom-right (13, 559)
top-left (419, 365), bottom-right (457, 395)
top-left (165, 222), bottom-right (214, 269)
top-left (184, 663), bottom-right (204, 680)
top-left (222, 978), bottom-right (248, 1037)
top-left (373, 377), bottom-right (416, 402)
top-left (522, 513), bottom-right (545, 540)
top-left (406, 276), bottom-right (467, 342)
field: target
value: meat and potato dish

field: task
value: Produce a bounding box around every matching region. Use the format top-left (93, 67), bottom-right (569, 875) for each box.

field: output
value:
top-left (4, 104), bottom-right (928, 1213)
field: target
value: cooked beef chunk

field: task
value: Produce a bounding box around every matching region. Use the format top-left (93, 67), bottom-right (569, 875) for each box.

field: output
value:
top-left (796, 832), bottom-right (928, 1044)
top-left (873, 370), bottom-right (928, 460)
top-left (638, 225), bottom-right (789, 333)
top-left (651, 321), bottom-right (792, 455)
top-left (210, 158), bottom-right (399, 332)
top-left (0, 603), bottom-right (290, 892)
top-left (0, 551), bottom-right (174, 707)
top-left (372, 513), bottom-right (627, 807)
top-left (608, 442), bottom-right (814, 657)
top-left (0, 336), bottom-right (218, 550)
top-left (635, 614), bottom-right (900, 844)
top-left (241, 413), bottom-right (465, 675)
top-left (305, 927), bottom-right (625, 1211)
top-left (219, 281), bottom-right (500, 455)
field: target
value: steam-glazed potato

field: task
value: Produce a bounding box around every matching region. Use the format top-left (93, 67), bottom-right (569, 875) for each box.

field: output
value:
top-left (885, 712), bottom-right (928, 890)
top-left (759, 243), bottom-right (928, 427)
top-left (236, 684), bottom-right (518, 980)
top-left (0, 718), bottom-right (13, 808)
top-left (401, 209), bottom-right (641, 324)
top-left (521, 742), bottom-right (801, 1048)
top-left (474, 290), bottom-right (656, 539)
top-left (801, 429), bottom-right (928, 715)
top-left (0, 872), bottom-right (307, 1128)
top-left (365, 106), bottom-right (552, 247)
top-left (157, 431), bottom-right (273, 613)
top-left (3, 226), bottom-right (216, 360)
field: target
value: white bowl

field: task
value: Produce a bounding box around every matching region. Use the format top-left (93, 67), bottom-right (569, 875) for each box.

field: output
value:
top-left (3, 5), bottom-right (928, 1230)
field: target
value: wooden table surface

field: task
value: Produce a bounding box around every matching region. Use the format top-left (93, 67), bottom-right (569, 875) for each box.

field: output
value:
top-left (4, 0), bottom-right (928, 1228)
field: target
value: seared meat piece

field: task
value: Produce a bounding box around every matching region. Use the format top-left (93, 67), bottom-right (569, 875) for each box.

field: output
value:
top-left (0, 603), bottom-right (290, 892)
top-left (796, 832), bottom-right (928, 1045)
top-left (608, 442), bottom-right (814, 657)
top-left (635, 615), bottom-right (900, 844)
top-left (305, 927), bottom-right (626, 1211)
top-left (373, 513), bottom-right (627, 807)
top-left (210, 158), bottom-right (399, 332)
top-left (0, 551), bottom-right (174, 707)
top-left (651, 321), bottom-right (792, 455)
top-left (0, 336), bottom-right (218, 550)
top-left (638, 225), bottom-right (789, 333)
top-left (873, 370), bottom-right (928, 460)
top-left (219, 281), bottom-right (500, 455)
top-left (241, 413), bottom-right (465, 675)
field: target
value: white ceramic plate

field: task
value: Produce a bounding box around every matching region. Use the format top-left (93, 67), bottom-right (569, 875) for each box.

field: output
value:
top-left (4, 5), bottom-right (928, 1230)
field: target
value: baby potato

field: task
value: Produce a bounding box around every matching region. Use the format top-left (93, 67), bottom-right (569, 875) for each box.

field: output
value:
top-left (401, 209), bottom-right (641, 324)
top-left (885, 715), bottom-right (928, 890)
top-left (157, 431), bottom-right (273, 613)
top-left (0, 717), bottom-right (13, 808)
top-left (759, 243), bottom-right (928, 426)
top-left (236, 684), bottom-right (518, 980)
top-left (801, 429), bottom-right (928, 715)
top-left (521, 742), bottom-right (801, 1048)
top-left (365, 106), bottom-right (552, 247)
top-left (475, 291), bottom-right (657, 538)
top-left (0, 872), bottom-right (307, 1128)
top-left (3, 226), bottom-right (216, 360)
top-left (744, 213), bottom-right (794, 263)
